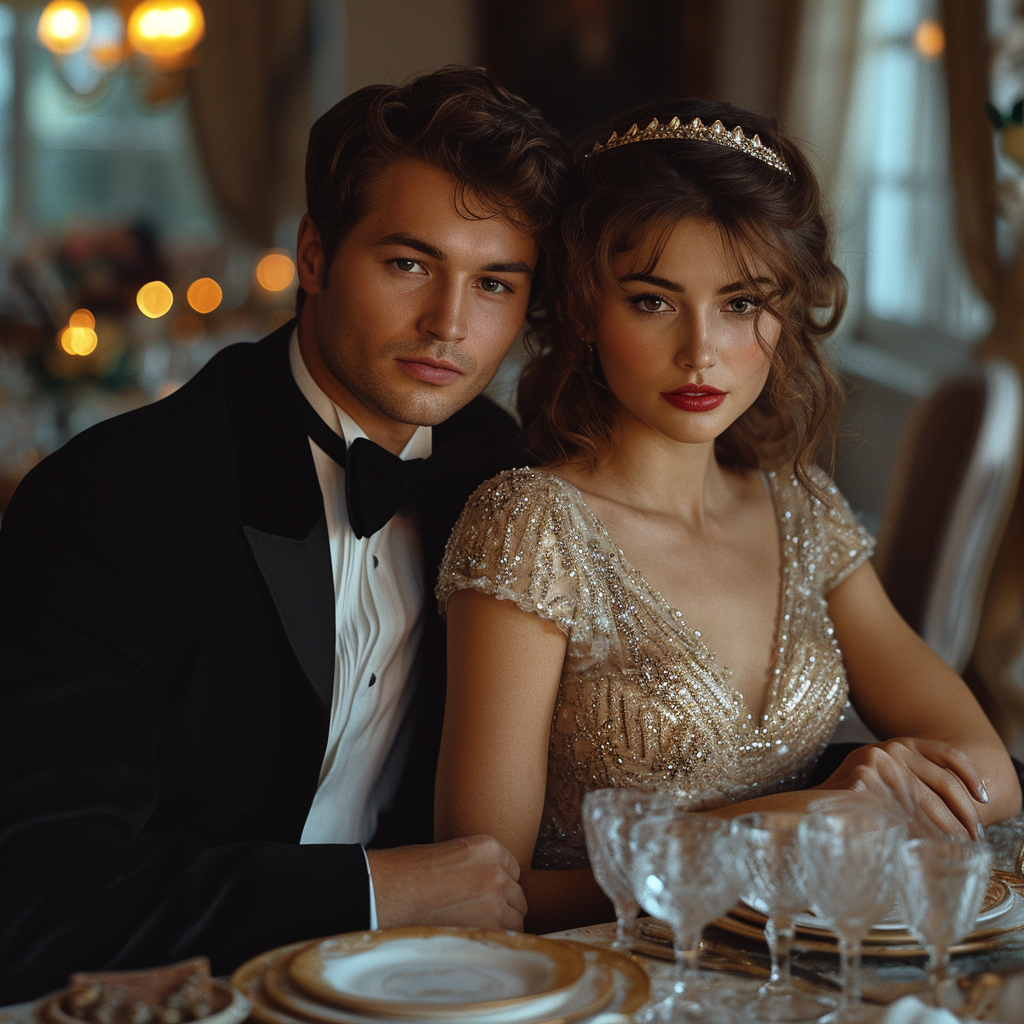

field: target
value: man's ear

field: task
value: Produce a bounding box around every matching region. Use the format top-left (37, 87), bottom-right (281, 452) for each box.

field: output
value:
top-left (296, 214), bottom-right (326, 295)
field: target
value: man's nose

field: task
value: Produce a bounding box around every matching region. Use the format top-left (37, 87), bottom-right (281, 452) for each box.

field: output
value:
top-left (418, 282), bottom-right (468, 343)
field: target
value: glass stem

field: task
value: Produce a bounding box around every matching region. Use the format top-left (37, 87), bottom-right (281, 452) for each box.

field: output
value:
top-left (837, 932), bottom-right (864, 1008)
top-left (612, 901), bottom-right (639, 951)
top-left (927, 944), bottom-right (951, 1009)
top-left (764, 914), bottom-right (795, 992)
top-left (672, 923), bottom-right (702, 998)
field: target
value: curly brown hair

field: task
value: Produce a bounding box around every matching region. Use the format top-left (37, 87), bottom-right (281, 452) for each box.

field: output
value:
top-left (303, 65), bottom-right (568, 318)
top-left (517, 98), bottom-right (847, 494)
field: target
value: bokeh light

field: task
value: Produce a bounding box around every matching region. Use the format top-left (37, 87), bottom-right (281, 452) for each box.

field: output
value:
top-left (256, 252), bottom-right (296, 292)
top-left (137, 280), bottom-right (174, 319)
top-left (37, 1), bottom-right (91, 55)
top-left (60, 325), bottom-right (98, 356)
top-left (186, 277), bottom-right (223, 313)
top-left (127, 1), bottom-right (205, 61)
top-left (68, 308), bottom-right (95, 329)
top-left (913, 20), bottom-right (944, 60)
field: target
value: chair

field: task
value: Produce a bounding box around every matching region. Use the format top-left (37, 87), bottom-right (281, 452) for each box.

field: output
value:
top-left (874, 358), bottom-right (1024, 675)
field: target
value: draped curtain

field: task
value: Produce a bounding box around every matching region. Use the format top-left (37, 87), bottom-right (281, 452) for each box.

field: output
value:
top-left (942, 0), bottom-right (1024, 728)
top-left (185, 0), bottom-right (312, 246)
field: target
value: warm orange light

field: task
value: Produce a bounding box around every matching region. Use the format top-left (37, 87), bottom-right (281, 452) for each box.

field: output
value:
top-left (127, 1), bottom-right (205, 60)
top-left (256, 252), bottom-right (296, 292)
top-left (137, 280), bottom-right (174, 318)
top-left (186, 277), bottom-right (222, 314)
top-left (914, 20), bottom-right (944, 60)
top-left (37, 1), bottom-right (91, 55)
top-left (60, 325), bottom-right (98, 356)
top-left (68, 308), bottom-right (95, 329)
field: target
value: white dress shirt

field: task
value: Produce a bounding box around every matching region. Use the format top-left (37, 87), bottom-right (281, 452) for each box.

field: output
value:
top-left (289, 331), bottom-right (430, 853)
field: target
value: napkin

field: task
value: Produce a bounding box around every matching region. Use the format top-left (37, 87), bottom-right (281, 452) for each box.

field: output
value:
top-left (877, 996), bottom-right (961, 1024)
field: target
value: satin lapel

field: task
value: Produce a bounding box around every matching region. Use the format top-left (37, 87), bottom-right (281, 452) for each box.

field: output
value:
top-left (225, 323), bottom-right (335, 717)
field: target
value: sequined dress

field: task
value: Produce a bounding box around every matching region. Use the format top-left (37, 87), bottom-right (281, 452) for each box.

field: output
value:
top-left (436, 466), bottom-right (875, 869)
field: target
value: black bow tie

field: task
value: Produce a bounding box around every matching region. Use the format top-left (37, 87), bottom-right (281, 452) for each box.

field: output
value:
top-left (296, 387), bottom-right (444, 539)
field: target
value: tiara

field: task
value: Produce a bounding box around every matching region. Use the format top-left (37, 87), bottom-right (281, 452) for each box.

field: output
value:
top-left (587, 116), bottom-right (793, 178)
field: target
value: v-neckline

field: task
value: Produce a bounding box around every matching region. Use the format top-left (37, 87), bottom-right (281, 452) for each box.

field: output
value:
top-left (539, 468), bottom-right (789, 726)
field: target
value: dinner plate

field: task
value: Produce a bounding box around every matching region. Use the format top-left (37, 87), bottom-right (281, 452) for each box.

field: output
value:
top-left (232, 931), bottom-right (646, 1024)
top-left (742, 873), bottom-right (1014, 935)
top-left (289, 928), bottom-right (587, 1018)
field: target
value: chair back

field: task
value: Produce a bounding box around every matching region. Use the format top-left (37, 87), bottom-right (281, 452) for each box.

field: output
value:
top-left (874, 359), bottom-right (1023, 673)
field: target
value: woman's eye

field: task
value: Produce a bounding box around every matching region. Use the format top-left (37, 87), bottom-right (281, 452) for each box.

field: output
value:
top-left (391, 258), bottom-right (425, 273)
top-left (727, 296), bottom-right (760, 314)
top-left (630, 293), bottom-right (669, 313)
top-left (479, 277), bottom-right (510, 294)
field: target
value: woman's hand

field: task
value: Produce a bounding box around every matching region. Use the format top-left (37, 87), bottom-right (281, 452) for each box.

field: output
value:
top-left (817, 737), bottom-right (989, 838)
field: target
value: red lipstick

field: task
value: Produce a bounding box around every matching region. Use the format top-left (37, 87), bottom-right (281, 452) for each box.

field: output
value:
top-left (661, 384), bottom-right (726, 412)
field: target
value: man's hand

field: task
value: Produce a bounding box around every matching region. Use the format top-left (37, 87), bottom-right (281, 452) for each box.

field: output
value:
top-left (365, 835), bottom-right (528, 931)
top-left (818, 737), bottom-right (988, 839)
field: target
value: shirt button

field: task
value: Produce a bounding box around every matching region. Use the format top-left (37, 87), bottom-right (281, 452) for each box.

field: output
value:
top-left (368, 673), bottom-right (377, 687)
top-left (372, 556), bottom-right (379, 568)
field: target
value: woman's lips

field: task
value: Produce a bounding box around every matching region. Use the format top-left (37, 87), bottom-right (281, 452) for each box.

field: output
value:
top-left (397, 358), bottom-right (463, 384)
top-left (661, 386), bottom-right (726, 412)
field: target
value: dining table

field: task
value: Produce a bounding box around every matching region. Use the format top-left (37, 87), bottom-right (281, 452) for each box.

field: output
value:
top-left (5, 812), bottom-right (1024, 1024)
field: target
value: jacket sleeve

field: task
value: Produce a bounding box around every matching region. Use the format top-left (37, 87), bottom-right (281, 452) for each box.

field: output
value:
top-left (0, 444), bottom-right (368, 1003)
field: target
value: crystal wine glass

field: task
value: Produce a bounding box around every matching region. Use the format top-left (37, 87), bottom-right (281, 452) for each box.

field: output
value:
top-left (630, 811), bottom-right (745, 1021)
top-left (797, 807), bottom-right (907, 1021)
top-left (897, 836), bottom-right (993, 1010)
top-left (582, 787), bottom-right (679, 951)
top-left (727, 811), bottom-right (836, 1022)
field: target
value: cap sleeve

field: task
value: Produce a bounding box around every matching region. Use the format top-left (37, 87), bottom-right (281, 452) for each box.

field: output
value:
top-left (436, 468), bottom-right (583, 636)
top-left (805, 465), bottom-right (876, 592)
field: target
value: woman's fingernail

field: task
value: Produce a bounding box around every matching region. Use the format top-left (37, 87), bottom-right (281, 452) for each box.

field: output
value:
top-left (979, 780), bottom-right (990, 804)
top-left (977, 822), bottom-right (986, 841)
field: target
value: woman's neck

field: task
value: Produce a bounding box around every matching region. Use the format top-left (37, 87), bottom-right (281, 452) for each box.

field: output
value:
top-left (553, 419), bottom-right (739, 530)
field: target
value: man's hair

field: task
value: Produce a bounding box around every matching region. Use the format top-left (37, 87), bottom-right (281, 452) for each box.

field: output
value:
top-left (301, 65), bottom-right (567, 314)
top-left (517, 97), bottom-right (847, 496)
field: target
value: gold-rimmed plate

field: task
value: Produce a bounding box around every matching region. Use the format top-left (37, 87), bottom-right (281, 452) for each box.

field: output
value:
top-left (288, 928), bottom-right (587, 1018)
top-left (232, 930), bottom-right (645, 1024)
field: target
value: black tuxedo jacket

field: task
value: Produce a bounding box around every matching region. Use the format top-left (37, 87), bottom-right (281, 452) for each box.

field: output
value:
top-left (0, 322), bottom-right (518, 1001)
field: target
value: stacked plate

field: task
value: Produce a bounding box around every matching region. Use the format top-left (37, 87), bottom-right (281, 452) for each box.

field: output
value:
top-left (232, 927), bottom-right (650, 1024)
top-left (637, 870), bottom-right (1024, 959)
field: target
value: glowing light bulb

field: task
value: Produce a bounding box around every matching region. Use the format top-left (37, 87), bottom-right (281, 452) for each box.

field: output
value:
top-left (256, 252), bottom-right (296, 292)
top-left (137, 280), bottom-right (174, 318)
top-left (68, 308), bottom-right (96, 329)
top-left (127, 1), bottom-right (205, 60)
top-left (914, 20), bottom-right (944, 60)
top-left (186, 277), bottom-right (222, 314)
top-left (60, 325), bottom-right (98, 355)
top-left (37, 1), bottom-right (91, 55)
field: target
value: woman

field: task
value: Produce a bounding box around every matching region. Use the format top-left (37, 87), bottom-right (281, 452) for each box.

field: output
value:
top-left (433, 99), bottom-right (1021, 932)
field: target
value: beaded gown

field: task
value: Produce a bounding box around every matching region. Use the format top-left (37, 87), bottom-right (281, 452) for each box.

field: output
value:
top-left (436, 466), bottom-right (874, 869)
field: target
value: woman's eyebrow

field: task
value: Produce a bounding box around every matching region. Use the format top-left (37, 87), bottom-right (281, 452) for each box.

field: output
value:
top-left (717, 277), bottom-right (773, 295)
top-left (618, 272), bottom-right (682, 291)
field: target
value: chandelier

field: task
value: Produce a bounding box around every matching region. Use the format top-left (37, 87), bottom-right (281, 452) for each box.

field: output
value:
top-left (36, 1), bottom-right (205, 103)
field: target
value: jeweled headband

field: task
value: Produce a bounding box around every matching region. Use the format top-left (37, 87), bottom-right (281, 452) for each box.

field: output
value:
top-left (586, 116), bottom-right (794, 178)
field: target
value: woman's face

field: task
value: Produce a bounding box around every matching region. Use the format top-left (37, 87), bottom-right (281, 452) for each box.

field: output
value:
top-left (593, 217), bottom-right (780, 449)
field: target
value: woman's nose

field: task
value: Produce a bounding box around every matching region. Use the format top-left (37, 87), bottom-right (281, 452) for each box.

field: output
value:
top-left (677, 318), bottom-right (716, 370)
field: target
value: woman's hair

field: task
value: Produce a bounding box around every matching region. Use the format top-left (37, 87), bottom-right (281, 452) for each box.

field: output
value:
top-left (517, 98), bottom-right (847, 493)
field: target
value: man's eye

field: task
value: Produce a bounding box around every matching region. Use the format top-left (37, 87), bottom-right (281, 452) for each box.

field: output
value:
top-left (391, 258), bottom-right (424, 273)
top-left (480, 278), bottom-right (510, 294)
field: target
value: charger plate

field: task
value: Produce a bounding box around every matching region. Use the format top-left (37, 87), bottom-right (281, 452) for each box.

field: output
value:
top-left (289, 928), bottom-right (586, 1018)
top-left (636, 871), bottom-right (1024, 959)
top-left (731, 874), bottom-right (1014, 946)
top-left (233, 932), bottom-right (647, 1024)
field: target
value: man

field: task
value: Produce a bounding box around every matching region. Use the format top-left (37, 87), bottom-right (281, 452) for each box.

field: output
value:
top-left (0, 67), bottom-right (566, 1001)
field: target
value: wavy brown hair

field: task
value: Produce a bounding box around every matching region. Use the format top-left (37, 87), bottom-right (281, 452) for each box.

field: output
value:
top-left (303, 65), bottom-right (568, 318)
top-left (517, 98), bottom-right (847, 494)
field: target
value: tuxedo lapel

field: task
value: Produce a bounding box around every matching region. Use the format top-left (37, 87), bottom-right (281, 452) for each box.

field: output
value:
top-left (224, 323), bottom-right (335, 718)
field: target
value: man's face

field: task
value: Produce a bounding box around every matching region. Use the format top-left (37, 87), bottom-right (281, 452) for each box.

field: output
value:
top-left (296, 157), bottom-right (539, 451)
